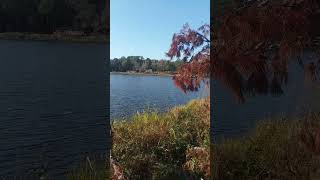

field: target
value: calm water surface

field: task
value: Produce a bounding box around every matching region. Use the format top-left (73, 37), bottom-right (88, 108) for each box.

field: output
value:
top-left (0, 40), bottom-right (108, 178)
top-left (110, 74), bottom-right (208, 120)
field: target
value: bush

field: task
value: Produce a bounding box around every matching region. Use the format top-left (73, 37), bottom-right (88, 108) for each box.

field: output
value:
top-left (112, 99), bottom-right (210, 179)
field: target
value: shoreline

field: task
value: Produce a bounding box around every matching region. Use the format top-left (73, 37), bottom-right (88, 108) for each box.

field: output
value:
top-left (0, 32), bottom-right (108, 44)
top-left (110, 71), bottom-right (175, 77)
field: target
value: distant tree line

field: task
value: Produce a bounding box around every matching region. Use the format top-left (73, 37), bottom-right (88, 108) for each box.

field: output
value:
top-left (110, 56), bottom-right (182, 73)
top-left (0, 0), bottom-right (106, 34)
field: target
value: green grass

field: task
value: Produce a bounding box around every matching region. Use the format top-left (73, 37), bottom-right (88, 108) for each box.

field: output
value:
top-left (112, 99), bottom-right (210, 179)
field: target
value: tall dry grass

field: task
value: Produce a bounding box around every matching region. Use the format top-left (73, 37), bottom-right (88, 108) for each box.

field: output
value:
top-left (212, 113), bottom-right (320, 180)
top-left (112, 98), bottom-right (210, 179)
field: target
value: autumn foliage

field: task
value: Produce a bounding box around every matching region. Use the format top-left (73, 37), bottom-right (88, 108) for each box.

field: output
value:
top-left (167, 0), bottom-right (320, 102)
top-left (167, 24), bottom-right (210, 93)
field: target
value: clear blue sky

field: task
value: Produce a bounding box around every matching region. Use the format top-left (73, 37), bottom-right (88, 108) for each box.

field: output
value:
top-left (111, 0), bottom-right (210, 59)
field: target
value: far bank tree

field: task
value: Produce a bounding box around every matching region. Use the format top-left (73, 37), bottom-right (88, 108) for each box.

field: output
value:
top-left (0, 0), bottom-right (106, 34)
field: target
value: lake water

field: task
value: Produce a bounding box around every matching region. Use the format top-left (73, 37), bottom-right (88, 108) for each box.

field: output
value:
top-left (0, 40), bottom-right (207, 179)
top-left (110, 74), bottom-right (208, 120)
top-left (0, 40), bottom-right (108, 179)
top-left (3, 40), bottom-right (317, 178)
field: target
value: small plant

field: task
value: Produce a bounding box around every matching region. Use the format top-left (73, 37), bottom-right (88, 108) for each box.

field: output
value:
top-left (183, 146), bottom-right (210, 179)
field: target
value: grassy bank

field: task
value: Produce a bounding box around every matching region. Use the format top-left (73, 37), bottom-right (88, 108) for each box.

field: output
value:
top-left (0, 32), bottom-right (108, 43)
top-left (212, 113), bottom-right (320, 180)
top-left (111, 100), bottom-right (320, 180)
top-left (112, 99), bottom-right (210, 179)
top-left (68, 100), bottom-right (320, 180)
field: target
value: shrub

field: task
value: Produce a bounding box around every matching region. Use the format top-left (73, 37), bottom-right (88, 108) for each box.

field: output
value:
top-left (112, 99), bottom-right (210, 179)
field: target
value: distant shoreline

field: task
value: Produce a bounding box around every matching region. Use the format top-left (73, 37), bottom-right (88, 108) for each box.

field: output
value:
top-left (0, 32), bottom-right (108, 44)
top-left (110, 71), bottom-right (175, 77)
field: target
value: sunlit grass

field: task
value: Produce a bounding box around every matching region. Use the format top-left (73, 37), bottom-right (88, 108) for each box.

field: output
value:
top-left (112, 98), bottom-right (210, 179)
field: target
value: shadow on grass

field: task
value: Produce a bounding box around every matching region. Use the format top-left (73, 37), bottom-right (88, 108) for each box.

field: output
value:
top-left (212, 112), bottom-right (320, 180)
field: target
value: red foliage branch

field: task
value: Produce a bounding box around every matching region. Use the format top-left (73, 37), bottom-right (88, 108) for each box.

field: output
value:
top-left (167, 0), bottom-right (320, 102)
top-left (167, 24), bottom-right (210, 93)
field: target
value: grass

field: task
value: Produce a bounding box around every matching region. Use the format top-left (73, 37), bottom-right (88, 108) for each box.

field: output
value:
top-left (212, 113), bottom-right (320, 180)
top-left (111, 98), bottom-right (210, 179)
top-left (66, 157), bottom-right (109, 180)
top-left (2, 157), bottom-right (109, 180)
top-left (69, 99), bottom-right (320, 180)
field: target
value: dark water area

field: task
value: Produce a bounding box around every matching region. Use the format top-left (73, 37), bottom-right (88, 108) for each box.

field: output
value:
top-left (110, 74), bottom-right (208, 120)
top-left (0, 40), bottom-right (109, 179)
top-left (212, 53), bottom-right (320, 141)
